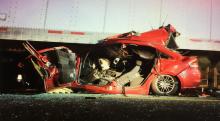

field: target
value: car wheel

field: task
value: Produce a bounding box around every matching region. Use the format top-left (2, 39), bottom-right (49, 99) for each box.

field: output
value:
top-left (151, 75), bottom-right (179, 96)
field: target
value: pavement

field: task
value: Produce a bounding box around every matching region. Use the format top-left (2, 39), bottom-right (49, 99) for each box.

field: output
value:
top-left (0, 93), bottom-right (220, 121)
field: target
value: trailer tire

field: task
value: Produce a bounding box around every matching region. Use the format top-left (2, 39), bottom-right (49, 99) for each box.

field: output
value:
top-left (198, 56), bottom-right (211, 70)
top-left (216, 61), bottom-right (220, 73)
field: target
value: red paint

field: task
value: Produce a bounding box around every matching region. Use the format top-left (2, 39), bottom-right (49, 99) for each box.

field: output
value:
top-left (48, 30), bottom-right (63, 34)
top-left (214, 41), bottom-right (220, 43)
top-left (190, 39), bottom-right (203, 42)
top-left (190, 39), bottom-right (220, 44)
top-left (0, 27), bottom-right (8, 32)
top-left (70, 31), bottom-right (85, 35)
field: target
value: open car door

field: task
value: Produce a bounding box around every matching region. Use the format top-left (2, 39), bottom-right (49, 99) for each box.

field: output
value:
top-left (21, 41), bottom-right (77, 92)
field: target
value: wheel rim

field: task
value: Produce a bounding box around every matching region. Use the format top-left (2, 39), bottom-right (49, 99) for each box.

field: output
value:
top-left (156, 75), bottom-right (175, 94)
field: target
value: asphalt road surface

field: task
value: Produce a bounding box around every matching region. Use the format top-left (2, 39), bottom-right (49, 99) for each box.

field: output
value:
top-left (0, 93), bottom-right (220, 121)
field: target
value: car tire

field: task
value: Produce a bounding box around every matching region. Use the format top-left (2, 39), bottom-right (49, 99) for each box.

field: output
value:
top-left (151, 75), bottom-right (179, 96)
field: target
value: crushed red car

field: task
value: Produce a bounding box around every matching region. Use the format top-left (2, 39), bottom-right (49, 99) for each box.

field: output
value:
top-left (17, 24), bottom-right (201, 95)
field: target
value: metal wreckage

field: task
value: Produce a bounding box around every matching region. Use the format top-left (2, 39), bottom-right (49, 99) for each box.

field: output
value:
top-left (17, 24), bottom-right (201, 95)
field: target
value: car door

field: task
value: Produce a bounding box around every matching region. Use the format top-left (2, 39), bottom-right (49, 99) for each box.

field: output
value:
top-left (22, 41), bottom-right (77, 92)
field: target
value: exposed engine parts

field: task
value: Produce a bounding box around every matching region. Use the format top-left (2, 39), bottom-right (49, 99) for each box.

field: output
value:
top-left (80, 44), bottom-right (156, 87)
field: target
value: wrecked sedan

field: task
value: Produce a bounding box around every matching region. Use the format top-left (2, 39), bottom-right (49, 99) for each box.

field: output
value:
top-left (18, 24), bottom-right (201, 95)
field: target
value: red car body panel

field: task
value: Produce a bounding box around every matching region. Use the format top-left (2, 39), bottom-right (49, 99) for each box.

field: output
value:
top-left (20, 25), bottom-right (201, 95)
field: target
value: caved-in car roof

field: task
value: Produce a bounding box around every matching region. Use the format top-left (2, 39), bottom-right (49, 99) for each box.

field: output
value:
top-left (102, 27), bottom-right (169, 46)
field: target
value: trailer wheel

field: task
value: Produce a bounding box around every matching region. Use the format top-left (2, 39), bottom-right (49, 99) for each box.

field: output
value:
top-left (151, 75), bottom-right (179, 96)
top-left (198, 56), bottom-right (211, 70)
top-left (216, 61), bottom-right (220, 73)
